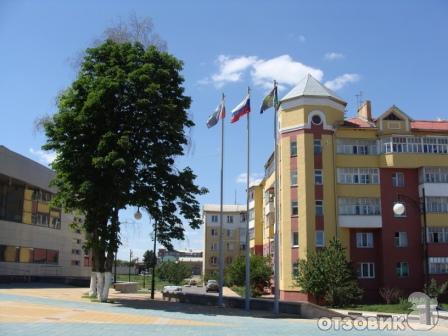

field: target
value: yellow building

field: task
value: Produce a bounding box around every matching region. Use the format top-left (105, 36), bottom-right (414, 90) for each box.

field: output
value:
top-left (249, 180), bottom-right (264, 255)
top-left (202, 204), bottom-right (247, 280)
top-left (256, 74), bottom-right (448, 302)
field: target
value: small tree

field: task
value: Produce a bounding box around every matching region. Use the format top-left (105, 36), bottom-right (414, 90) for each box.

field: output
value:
top-left (225, 255), bottom-right (271, 297)
top-left (379, 287), bottom-right (402, 304)
top-left (424, 278), bottom-right (448, 299)
top-left (157, 261), bottom-right (191, 285)
top-left (295, 238), bottom-right (363, 307)
top-left (142, 250), bottom-right (156, 270)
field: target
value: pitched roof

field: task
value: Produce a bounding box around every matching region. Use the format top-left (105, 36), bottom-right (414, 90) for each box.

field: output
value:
top-left (411, 121), bottom-right (448, 131)
top-left (281, 74), bottom-right (347, 105)
top-left (344, 117), bottom-right (376, 128)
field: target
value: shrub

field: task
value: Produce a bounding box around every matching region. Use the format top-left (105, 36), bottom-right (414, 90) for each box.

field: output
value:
top-left (424, 278), bottom-right (448, 299)
top-left (379, 287), bottom-right (402, 304)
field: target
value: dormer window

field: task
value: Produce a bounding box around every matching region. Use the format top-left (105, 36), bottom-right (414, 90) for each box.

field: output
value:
top-left (384, 113), bottom-right (402, 121)
top-left (311, 115), bottom-right (322, 125)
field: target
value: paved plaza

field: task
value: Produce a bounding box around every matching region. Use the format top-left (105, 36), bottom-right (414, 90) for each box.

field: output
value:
top-left (0, 284), bottom-right (447, 336)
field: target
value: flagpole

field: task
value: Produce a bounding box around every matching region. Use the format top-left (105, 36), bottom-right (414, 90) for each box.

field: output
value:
top-left (245, 87), bottom-right (251, 311)
top-left (218, 94), bottom-right (225, 307)
top-left (273, 81), bottom-right (280, 314)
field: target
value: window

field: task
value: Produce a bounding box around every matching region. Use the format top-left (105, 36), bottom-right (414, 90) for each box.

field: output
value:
top-left (421, 167), bottom-right (448, 183)
top-left (19, 247), bottom-right (33, 263)
top-left (226, 215), bottom-right (234, 223)
top-left (394, 232), bottom-right (408, 247)
top-left (292, 262), bottom-right (299, 277)
top-left (291, 201), bottom-right (298, 216)
top-left (392, 172), bottom-right (405, 187)
top-left (338, 197), bottom-right (381, 215)
top-left (396, 262), bottom-right (409, 277)
top-left (427, 197), bottom-right (448, 213)
top-left (211, 243), bottom-right (218, 251)
top-left (315, 200), bottom-right (323, 216)
top-left (249, 209), bottom-right (254, 221)
top-left (429, 257), bottom-right (448, 274)
top-left (210, 256), bottom-right (217, 265)
top-left (0, 245), bottom-right (58, 264)
top-left (227, 242), bottom-right (234, 251)
top-left (381, 136), bottom-right (448, 154)
top-left (249, 227), bottom-right (255, 240)
top-left (240, 243), bottom-right (246, 251)
top-left (290, 139), bottom-right (297, 156)
top-left (290, 170), bottom-right (298, 186)
top-left (211, 215), bottom-right (218, 223)
top-left (292, 232), bottom-right (299, 247)
top-left (226, 229), bottom-right (232, 237)
top-left (211, 229), bottom-right (218, 236)
top-left (356, 232), bottom-right (373, 248)
top-left (311, 115), bottom-right (322, 125)
top-left (83, 256), bottom-right (91, 267)
top-left (71, 260), bottom-right (80, 266)
top-left (427, 227), bottom-right (448, 243)
top-left (240, 213), bottom-right (247, 222)
top-left (357, 263), bottom-right (375, 278)
top-left (314, 139), bottom-right (322, 154)
top-left (316, 230), bottom-right (324, 247)
top-left (337, 168), bottom-right (379, 184)
top-left (72, 249), bottom-right (81, 255)
top-left (226, 256), bottom-right (233, 264)
top-left (46, 250), bottom-right (59, 264)
top-left (32, 213), bottom-right (50, 227)
top-left (336, 139), bottom-right (377, 155)
top-left (33, 248), bottom-right (47, 264)
top-left (314, 170), bottom-right (323, 185)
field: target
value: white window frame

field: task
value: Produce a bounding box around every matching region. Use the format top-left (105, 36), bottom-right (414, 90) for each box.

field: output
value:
top-left (315, 230), bottom-right (325, 247)
top-left (394, 232), bottom-right (408, 247)
top-left (290, 169), bottom-right (298, 186)
top-left (337, 168), bottom-right (379, 185)
top-left (356, 232), bottom-right (373, 248)
top-left (392, 172), bottom-right (405, 187)
top-left (315, 200), bottom-right (323, 216)
top-left (211, 215), bottom-right (218, 223)
top-left (290, 139), bottom-right (298, 156)
top-left (357, 262), bottom-right (375, 279)
top-left (226, 215), bottom-right (234, 223)
top-left (292, 232), bottom-right (299, 247)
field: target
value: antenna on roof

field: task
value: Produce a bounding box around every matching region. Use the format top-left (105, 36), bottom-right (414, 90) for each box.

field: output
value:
top-left (355, 91), bottom-right (364, 110)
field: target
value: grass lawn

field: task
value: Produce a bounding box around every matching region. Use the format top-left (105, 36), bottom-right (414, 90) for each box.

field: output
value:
top-left (441, 303), bottom-right (448, 311)
top-left (343, 302), bottom-right (412, 314)
top-left (115, 274), bottom-right (170, 291)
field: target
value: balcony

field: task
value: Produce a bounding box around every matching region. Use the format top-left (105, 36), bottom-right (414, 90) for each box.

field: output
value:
top-left (338, 215), bottom-right (382, 228)
top-left (265, 201), bottom-right (274, 215)
top-left (419, 183), bottom-right (448, 197)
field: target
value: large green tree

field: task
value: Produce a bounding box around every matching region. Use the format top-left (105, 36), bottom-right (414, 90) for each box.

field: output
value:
top-left (295, 238), bottom-right (362, 307)
top-left (225, 255), bottom-right (272, 297)
top-left (42, 39), bottom-right (205, 301)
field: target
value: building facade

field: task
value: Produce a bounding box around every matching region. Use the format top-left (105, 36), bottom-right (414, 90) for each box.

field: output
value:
top-left (249, 180), bottom-right (264, 255)
top-left (202, 204), bottom-right (247, 279)
top-left (253, 75), bottom-right (448, 302)
top-left (0, 146), bottom-right (90, 283)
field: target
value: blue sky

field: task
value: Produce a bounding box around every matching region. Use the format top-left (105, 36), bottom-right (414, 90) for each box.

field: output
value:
top-left (1, 0), bottom-right (447, 260)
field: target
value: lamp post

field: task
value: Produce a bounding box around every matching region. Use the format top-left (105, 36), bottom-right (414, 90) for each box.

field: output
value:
top-left (134, 208), bottom-right (157, 299)
top-left (392, 189), bottom-right (429, 286)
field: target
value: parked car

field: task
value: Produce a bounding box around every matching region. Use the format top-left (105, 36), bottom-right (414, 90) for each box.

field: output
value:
top-left (188, 278), bottom-right (197, 286)
top-left (162, 285), bottom-right (183, 294)
top-left (205, 280), bottom-right (219, 293)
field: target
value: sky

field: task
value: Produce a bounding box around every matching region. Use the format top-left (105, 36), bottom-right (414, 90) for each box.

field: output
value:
top-left (1, 0), bottom-right (447, 260)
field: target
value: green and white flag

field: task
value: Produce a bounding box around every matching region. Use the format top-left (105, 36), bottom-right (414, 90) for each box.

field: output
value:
top-left (259, 85), bottom-right (278, 113)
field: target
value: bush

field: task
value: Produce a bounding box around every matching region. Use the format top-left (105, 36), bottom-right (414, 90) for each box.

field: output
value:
top-left (379, 287), bottom-right (402, 304)
top-left (424, 278), bottom-right (448, 299)
top-left (295, 238), bottom-right (363, 307)
top-left (156, 261), bottom-right (191, 285)
top-left (225, 255), bottom-right (271, 296)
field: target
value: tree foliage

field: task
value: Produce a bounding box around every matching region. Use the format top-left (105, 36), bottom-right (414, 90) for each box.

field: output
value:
top-left (143, 250), bottom-right (157, 270)
top-left (42, 39), bottom-right (206, 274)
top-left (424, 278), bottom-right (448, 299)
top-left (157, 261), bottom-right (191, 285)
top-left (295, 238), bottom-right (363, 307)
top-left (225, 255), bottom-right (271, 296)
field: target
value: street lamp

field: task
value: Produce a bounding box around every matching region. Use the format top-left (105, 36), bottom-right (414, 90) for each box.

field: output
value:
top-left (392, 190), bottom-right (429, 286)
top-left (134, 207), bottom-right (157, 299)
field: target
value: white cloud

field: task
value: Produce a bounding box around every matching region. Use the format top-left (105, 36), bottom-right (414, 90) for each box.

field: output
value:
top-left (210, 55), bottom-right (258, 87)
top-left (324, 73), bottom-right (360, 91)
top-left (324, 52), bottom-right (344, 60)
top-left (236, 172), bottom-right (263, 185)
top-left (29, 148), bottom-right (56, 166)
top-left (204, 54), bottom-right (323, 89)
top-left (251, 55), bottom-right (323, 89)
